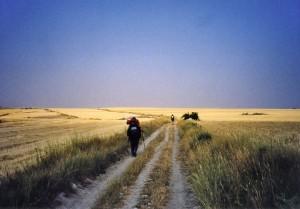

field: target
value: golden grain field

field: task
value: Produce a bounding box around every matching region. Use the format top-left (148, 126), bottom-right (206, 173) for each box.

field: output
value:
top-left (0, 108), bottom-right (152, 173)
top-left (1, 107), bottom-right (299, 174)
top-left (109, 107), bottom-right (300, 121)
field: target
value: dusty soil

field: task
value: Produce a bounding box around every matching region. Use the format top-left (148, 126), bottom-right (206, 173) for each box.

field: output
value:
top-left (166, 126), bottom-right (200, 209)
top-left (54, 125), bottom-right (200, 209)
top-left (54, 127), bottom-right (164, 209)
top-left (119, 127), bottom-right (170, 209)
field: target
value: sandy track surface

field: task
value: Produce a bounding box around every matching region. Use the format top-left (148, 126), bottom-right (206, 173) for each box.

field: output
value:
top-left (119, 127), bottom-right (169, 209)
top-left (54, 125), bottom-right (200, 209)
top-left (167, 126), bottom-right (200, 209)
top-left (54, 126), bottom-right (164, 209)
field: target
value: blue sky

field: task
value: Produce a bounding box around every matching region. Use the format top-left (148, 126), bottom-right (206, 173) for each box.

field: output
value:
top-left (0, 0), bottom-right (299, 107)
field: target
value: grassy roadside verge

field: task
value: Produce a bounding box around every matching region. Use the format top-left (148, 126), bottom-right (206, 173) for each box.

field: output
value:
top-left (93, 129), bottom-right (167, 209)
top-left (0, 118), bottom-right (168, 207)
top-left (136, 126), bottom-right (173, 209)
top-left (178, 120), bottom-right (300, 209)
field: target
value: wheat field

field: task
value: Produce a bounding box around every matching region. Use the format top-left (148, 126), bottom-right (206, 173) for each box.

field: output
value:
top-left (0, 107), bottom-right (299, 174)
top-left (1, 107), bottom-right (300, 208)
top-left (109, 107), bottom-right (300, 121)
top-left (0, 108), bottom-right (152, 174)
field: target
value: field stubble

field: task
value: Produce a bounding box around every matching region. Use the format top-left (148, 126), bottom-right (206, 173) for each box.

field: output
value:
top-left (0, 108), bottom-right (152, 174)
top-left (0, 108), bottom-right (167, 207)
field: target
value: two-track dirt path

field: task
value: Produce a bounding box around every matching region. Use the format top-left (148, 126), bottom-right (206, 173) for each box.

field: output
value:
top-left (54, 124), bottom-right (199, 209)
top-left (166, 126), bottom-right (200, 209)
top-left (119, 127), bottom-right (169, 209)
top-left (54, 126), bottom-right (164, 209)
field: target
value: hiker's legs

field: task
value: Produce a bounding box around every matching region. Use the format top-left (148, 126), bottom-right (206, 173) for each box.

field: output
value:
top-left (129, 138), bottom-right (140, 157)
top-left (130, 140), bottom-right (135, 156)
top-left (133, 139), bottom-right (140, 156)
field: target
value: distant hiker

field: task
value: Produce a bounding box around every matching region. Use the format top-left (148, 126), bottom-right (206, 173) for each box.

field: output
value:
top-left (171, 114), bottom-right (175, 123)
top-left (127, 117), bottom-right (142, 157)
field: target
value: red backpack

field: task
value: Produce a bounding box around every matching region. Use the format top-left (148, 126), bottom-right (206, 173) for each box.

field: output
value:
top-left (126, 117), bottom-right (140, 127)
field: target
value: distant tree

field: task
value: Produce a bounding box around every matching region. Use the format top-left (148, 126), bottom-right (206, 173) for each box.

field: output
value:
top-left (181, 112), bottom-right (200, 121)
top-left (190, 112), bottom-right (200, 120)
top-left (182, 113), bottom-right (190, 120)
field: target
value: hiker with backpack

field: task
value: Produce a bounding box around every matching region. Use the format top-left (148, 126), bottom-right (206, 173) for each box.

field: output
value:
top-left (127, 117), bottom-right (142, 157)
top-left (171, 114), bottom-right (175, 123)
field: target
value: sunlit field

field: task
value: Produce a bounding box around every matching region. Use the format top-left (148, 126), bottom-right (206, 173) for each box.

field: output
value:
top-left (1, 107), bottom-right (300, 208)
top-left (1, 107), bottom-right (299, 174)
top-left (108, 107), bottom-right (300, 121)
top-left (0, 108), bottom-right (153, 174)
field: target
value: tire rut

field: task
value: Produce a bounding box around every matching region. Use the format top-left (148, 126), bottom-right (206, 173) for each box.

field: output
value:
top-left (167, 125), bottom-right (200, 209)
top-left (119, 127), bottom-right (170, 209)
top-left (54, 126), bottom-right (165, 209)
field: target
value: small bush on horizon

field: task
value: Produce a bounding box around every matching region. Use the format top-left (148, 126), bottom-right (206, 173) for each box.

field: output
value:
top-left (242, 112), bottom-right (267, 116)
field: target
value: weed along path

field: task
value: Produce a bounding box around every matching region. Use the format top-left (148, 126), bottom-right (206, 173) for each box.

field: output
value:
top-left (54, 124), bottom-right (199, 209)
top-left (54, 126), bottom-right (165, 209)
top-left (167, 126), bottom-right (199, 209)
top-left (120, 127), bottom-right (170, 209)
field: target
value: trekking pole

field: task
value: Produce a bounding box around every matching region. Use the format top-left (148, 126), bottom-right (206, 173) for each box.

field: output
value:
top-left (128, 138), bottom-right (131, 155)
top-left (142, 132), bottom-right (146, 149)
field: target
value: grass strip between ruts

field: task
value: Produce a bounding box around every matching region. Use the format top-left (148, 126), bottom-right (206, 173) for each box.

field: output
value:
top-left (136, 126), bottom-right (174, 209)
top-left (94, 130), bottom-right (166, 209)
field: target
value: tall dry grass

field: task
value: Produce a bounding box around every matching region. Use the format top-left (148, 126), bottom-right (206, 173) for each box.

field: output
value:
top-left (178, 121), bottom-right (300, 209)
top-left (0, 117), bottom-right (168, 207)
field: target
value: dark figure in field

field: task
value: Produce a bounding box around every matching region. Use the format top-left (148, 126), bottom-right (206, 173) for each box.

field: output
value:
top-left (127, 117), bottom-right (142, 157)
top-left (171, 114), bottom-right (175, 123)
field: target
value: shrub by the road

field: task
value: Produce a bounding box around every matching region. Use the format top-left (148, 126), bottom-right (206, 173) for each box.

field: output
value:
top-left (181, 112), bottom-right (200, 121)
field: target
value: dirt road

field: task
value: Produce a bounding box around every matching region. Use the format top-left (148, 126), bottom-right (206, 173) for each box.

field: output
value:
top-left (166, 126), bottom-right (199, 209)
top-left (54, 124), bottom-right (199, 209)
top-left (120, 127), bottom-right (170, 209)
top-left (55, 127), bottom-right (164, 209)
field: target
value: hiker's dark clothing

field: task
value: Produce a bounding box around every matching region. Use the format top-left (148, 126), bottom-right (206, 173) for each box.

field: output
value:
top-left (127, 124), bottom-right (141, 157)
top-left (129, 138), bottom-right (139, 157)
top-left (171, 115), bottom-right (175, 122)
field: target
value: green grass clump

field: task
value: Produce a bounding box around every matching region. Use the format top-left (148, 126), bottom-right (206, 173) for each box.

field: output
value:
top-left (0, 117), bottom-right (168, 207)
top-left (189, 131), bottom-right (212, 150)
top-left (197, 131), bottom-right (212, 142)
top-left (179, 121), bottom-right (300, 209)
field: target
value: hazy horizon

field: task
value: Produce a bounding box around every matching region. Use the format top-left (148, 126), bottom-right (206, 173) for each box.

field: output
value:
top-left (1, 0), bottom-right (300, 108)
top-left (3, 105), bottom-right (297, 109)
